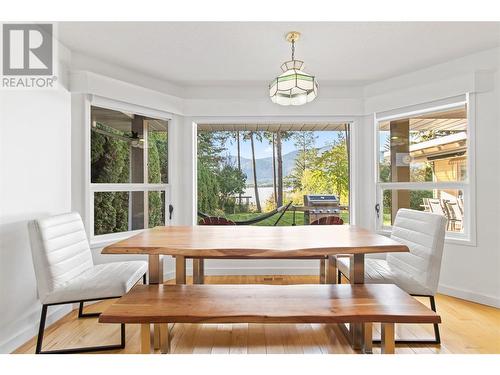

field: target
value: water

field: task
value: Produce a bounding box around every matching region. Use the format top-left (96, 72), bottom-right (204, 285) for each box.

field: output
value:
top-left (243, 186), bottom-right (291, 206)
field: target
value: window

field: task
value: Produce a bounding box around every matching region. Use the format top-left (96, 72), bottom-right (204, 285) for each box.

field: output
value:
top-left (90, 105), bottom-right (169, 238)
top-left (375, 97), bottom-right (473, 241)
top-left (196, 123), bottom-right (351, 226)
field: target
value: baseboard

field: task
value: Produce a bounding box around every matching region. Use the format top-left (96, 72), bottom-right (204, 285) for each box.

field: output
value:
top-left (163, 266), bottom-right (321, 281)
top-left (0, 304), bottom-right (72, 354)
top-left (438, 284), bottom-right (500, 308)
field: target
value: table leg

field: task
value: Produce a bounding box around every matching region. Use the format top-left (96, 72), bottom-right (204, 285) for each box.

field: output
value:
top-left (326, 255), bottom-right (337, 284)
top-left (141, 324), bottom-right (152, 354)
top-left (349, 254), bottom-right (365, 284)
top-left (381, 323), bottom-right (395, 354)
top-left (319, 258), bottom-right (326, 283)
top-left (148, 255), bottom-right (163, 349)
top-left (176, 256), bottom-right (186, 284)
top-left (159, 323), bottom-right (170, 354)
top-left (148, 254), bottom-right (164, 285)
top-left (350, 254), bottom-right (365, 350)
top-left (363, 323), bottom-right (373, 354)
top-left (193, 258), bottom-right (204, 284)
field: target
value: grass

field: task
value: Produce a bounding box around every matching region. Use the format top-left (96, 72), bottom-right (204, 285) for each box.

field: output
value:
top-left (225, 211), bottom-right (350, 226)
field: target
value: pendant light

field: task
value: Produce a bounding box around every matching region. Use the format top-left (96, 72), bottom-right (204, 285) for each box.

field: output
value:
top-left (269, 31), bottom-right (318, 106)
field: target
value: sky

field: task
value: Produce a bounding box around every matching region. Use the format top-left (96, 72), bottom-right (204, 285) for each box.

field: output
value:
top-left (221, 131), bottom-right (344, 159)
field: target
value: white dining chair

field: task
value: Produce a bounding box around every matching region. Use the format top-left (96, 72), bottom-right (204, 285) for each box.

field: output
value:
top-left (28, 212), bottom-right (148, 354)
top-left (336, 208), bottom-right (447, 344)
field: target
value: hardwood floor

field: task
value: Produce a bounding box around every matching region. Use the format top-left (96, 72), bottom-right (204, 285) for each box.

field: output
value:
top-left (13, 275), bottom-right (500, 354)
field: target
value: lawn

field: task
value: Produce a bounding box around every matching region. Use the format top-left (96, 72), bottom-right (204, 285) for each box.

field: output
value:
top-left (225, 211), bottom-right (350, 226)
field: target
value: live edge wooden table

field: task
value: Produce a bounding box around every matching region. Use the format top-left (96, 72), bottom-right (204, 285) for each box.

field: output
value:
top-left (102, 225), bottom-right (409, 350)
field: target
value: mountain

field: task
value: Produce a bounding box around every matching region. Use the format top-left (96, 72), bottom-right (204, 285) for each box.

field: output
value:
top-left (226, 150), bottom-right (299, 186)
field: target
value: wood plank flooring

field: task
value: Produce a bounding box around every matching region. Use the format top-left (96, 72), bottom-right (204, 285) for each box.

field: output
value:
top-left (13, 275), bottom-right (500, 354)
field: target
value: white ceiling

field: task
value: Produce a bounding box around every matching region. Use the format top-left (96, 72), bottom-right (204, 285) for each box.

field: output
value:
top-left (58, 22), bottom-right (500, 86)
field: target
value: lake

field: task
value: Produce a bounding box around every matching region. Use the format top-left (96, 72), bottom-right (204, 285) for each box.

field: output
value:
top-left (243, 186), bottom-right (292, 206)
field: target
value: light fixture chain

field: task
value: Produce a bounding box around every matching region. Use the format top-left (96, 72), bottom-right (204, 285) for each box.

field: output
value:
top-left (291, 39), bottom-right (295, 61)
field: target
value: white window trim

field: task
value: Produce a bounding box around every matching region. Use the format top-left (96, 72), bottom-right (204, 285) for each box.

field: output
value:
top-left (85, 95), bottom-right (173, 245)
top-left (191, 116), bottom-right (359, 226)
top-left (374, 93), bottom-right (477, 246)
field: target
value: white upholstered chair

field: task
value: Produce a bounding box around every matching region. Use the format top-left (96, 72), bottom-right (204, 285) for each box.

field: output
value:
top-left (28, 212), bottom-right (148, 353)
top-left (336, 208), bottom-right (447, 344)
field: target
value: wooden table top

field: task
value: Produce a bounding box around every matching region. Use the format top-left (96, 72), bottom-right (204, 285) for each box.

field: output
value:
top-left (102, 225), bottom-right (408, 258)
top-left (99, 284), bottom-right (441, 324)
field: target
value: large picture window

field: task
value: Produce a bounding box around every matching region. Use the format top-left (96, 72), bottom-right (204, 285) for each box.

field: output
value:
top-left (375, 97), bottom-right (473, 241)
top-left (90, 105), bottom-right (169, 238)
top-left (196, 123), bottom-right (351, 226)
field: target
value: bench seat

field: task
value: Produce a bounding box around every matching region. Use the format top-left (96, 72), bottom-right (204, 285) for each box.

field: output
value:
top-left (99, 284), bottom-right (441, 354)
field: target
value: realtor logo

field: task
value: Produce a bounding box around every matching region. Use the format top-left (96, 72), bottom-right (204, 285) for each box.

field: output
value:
top-left (3, 24), bottom-right (53, 75)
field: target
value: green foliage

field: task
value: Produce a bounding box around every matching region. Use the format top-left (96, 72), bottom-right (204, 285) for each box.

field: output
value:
top-left (91, 127), bottom-right (130, 235)
top-left (297, 135), bottom-right (349, 205)
top-left (217, 163), bottom-right (246, 211)
top-left (197, 161), bottom-right (219, 214)
top-left (410, 190), bottom-right (433, 211)
top-left (91, 124), bottom-right (167, 234)
top-left (286, 132), bottom-right (318, 190)
top-left (147, 131), bottom-right (167, 227)
top-left (197, 131), bottom-right (247, 214)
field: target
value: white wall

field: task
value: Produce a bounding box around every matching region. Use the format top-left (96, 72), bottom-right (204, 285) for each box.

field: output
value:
top-left (0, 86), bottom-right (72, 353)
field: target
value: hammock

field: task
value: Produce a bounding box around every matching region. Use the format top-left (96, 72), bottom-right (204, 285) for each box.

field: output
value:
top-left (198, 201), bottom-right (293, 226)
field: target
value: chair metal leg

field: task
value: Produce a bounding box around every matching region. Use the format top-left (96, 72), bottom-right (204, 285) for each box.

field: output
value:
top-left (36, 304), bottom-right (126, 354)
top-left (429, 295), bottom-right (441, 344)
top-left (35, 305), bottom-right (48, 354)
top-left (78, 301), bottom-right (101, 318)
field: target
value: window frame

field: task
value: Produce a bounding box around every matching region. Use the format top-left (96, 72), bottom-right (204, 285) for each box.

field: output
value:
top-left (86, 96), bottom-right (172, 244)
top-left (373, 93), bottom-right (476, 245)
top-left (192, 116), bottom-right (358, 226)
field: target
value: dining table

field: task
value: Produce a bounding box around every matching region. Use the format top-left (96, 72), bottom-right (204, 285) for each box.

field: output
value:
top-left (102, 224), bottom-right (409, 350)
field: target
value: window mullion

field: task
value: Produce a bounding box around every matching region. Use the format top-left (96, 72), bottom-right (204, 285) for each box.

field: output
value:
top-left (90, 183), bottom-right (168, 192)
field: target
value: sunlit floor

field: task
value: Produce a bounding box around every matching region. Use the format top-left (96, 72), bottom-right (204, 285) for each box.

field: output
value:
top-left (14, 275), bottom-right (500, 354)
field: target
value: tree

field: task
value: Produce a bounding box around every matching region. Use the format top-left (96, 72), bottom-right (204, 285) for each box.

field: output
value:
top-left (91, 124), bottom-right (130, 235)
top-left (197, 131), bottom-right (225, 214)
top-left (216, 163), bottom-right (246, 211)
top-left (197, 162), bottom-right (219, 214)
top-left (300, 135), bottom-right (349, 205)
top-left (148, 131), bottom-right (166, 227)
top-left (275, 130), bottom-right (292, 207)
top-left (287, 131), bottom-right (317, 191)
top-left (263, 132), bottom-right (278, 207)
top-left (243, 131), bottom-right (263, 212)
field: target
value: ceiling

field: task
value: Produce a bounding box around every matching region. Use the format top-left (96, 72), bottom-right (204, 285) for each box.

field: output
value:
top-left (58, 22), bottom-right (500, 86)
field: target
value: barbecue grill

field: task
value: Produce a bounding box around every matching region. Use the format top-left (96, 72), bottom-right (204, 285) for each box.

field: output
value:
top-left (301, 194), bottom-right (340, 224)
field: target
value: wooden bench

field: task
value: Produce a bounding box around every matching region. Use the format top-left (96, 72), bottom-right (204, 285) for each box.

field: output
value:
top-left (99, 284), bottom-right (441, 354)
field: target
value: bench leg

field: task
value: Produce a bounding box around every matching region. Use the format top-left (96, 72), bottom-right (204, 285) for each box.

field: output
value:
top-left (381, 323), bottom-right (395, 354)
top-left (159, 324), bottom-right (170, 353)
top-left (363, 323), bottom-right (373, 354)
top-left (154, 325), bottom-right (161, 350)
top-left (193, 258), bottom-right (204, 284)
top-left (141, 324), bottom-right (152, 354)
top-left (176, 256), bottom-right (186, 284)
top-left (350, 254), bottom-right (365, 350)
top-left (319, 258), bottom-right (326, 283)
